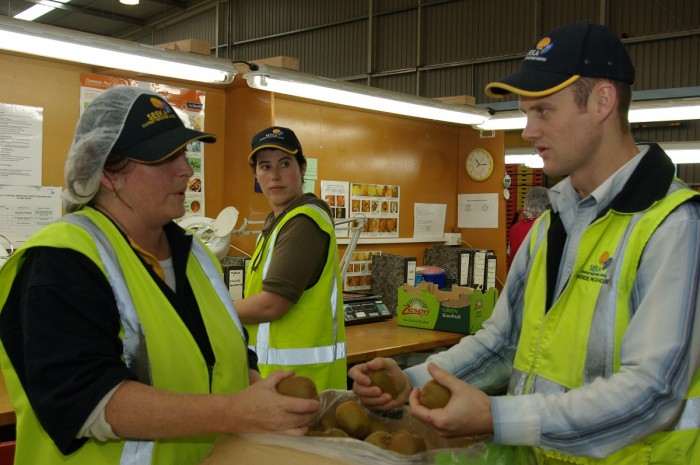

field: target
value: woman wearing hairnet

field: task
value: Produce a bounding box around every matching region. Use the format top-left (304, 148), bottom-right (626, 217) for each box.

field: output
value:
top-left (0, 86), bottom-right (318, 464)
top-left (507, 186), bottom-right (550, 269)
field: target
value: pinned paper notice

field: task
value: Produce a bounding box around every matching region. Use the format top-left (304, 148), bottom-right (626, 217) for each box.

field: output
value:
top-left (457, 193), bottom-right (498, 228)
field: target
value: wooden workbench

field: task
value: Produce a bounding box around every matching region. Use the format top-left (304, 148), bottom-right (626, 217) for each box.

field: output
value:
top-left (0, 374), bottom-right (15, 427)
top-left (345, 317), bottom-right (464, 364)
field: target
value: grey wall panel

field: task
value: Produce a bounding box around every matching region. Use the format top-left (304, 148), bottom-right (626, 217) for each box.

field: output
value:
top-left (610, 0), bottom-right (699, 36)
top-left (421, 66), bottom-right (475, 98)
top-left (628, 37), bottom-right (700, 91)
top-left (372, 73), bottom-right (417, 95)
top-left (374, 9), bottom-right (417, 72)
top-left (233, 21), bottom-right (368, 78)
top-left (422, 0), bottom-right (536, 64)
top-left (632, 121), bottom-right (700, 154)
top-left (231, 0), bottom-right (367, 42)
top-left (133, 9), bottom-right (218, 47)
top-left (540, 0), bottom-right (602, 32)
top-left (376, 0), bottom-right (419, 14)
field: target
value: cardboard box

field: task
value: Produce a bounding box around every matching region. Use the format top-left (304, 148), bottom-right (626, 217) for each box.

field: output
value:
top-left (434, 95), bottom-right (477, 106)
top-left (397, 283), bottom-right (498, 334)
top-left (156, 39), bottom-right (211, 55)
top-left (252, 55), bottom-right (300, 70)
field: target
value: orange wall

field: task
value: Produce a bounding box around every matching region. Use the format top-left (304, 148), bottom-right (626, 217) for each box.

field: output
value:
top-left (0, 53), bottom-right (507, 286)
top-left (223, 77), bottom-right (507, 285)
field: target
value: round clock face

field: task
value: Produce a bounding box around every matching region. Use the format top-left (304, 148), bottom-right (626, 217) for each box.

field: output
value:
top-left (466, 148), bottom-right (494, 181)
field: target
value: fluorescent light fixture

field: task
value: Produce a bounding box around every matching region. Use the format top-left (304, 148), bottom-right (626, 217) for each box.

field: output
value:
top-left (505, 141), bottom-right (700, 166)
top-left (120, 0), bottom-right (139, 4)
top-left (0, 16), bottom-right (236, 84)
top-left (504, 148), bottom-right (543, 168)
top-left (476, 97), bottom-right (700, 131)
top-left (662, 141), bottom-right (700, 164)
top-left (13, 0), bottom-right (71, 22)
top-left (244, 65), bottom-right (491, 125)
top-left (628, 98), bottom-right (700, 123)
top-left (475, 110), bottom-right (525, 131)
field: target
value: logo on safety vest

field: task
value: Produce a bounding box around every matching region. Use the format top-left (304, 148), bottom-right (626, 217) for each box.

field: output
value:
top-left (575, 251), bottom-right (613, 285)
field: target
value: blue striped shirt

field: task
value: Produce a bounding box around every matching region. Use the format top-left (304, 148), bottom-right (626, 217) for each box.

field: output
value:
top-left (405, 146), bottom-right (700, 457)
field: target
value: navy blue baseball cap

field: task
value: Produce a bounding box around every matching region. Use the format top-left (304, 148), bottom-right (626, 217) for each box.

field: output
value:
top-left (248, 126), bottom-right (303, 160)
top-left (485, 22), bottom-right (635, 98)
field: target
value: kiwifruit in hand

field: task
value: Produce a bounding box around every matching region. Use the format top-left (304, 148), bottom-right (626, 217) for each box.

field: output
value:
top-left (418, 379), bottom-right (451, 409)
top-left (388, 431), bottom-right (427, 455)
top-left (276, 376), bottom-right (318, 399)
top-left (307, 427), bottom-right (349, 438)
top-left (334, 400), bottom-right (370, 439)
top-left (367, 369), bottom-right (399, 399)
top-left (364, 431), bottom-right (392, 449)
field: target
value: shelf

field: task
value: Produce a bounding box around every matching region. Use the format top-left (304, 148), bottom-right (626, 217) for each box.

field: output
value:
top-left (337, 236), bottom-right (445, 245)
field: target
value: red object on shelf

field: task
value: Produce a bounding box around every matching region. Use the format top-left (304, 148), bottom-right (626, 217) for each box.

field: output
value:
top-left (0, 441), bottom-right (15, 465)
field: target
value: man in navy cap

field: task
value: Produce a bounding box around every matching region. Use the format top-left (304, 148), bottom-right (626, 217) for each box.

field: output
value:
top-left (349, 22), bottom-right (700, 463)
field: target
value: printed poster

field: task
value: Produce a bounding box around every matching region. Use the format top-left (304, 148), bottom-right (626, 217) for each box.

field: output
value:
top-left (349, 182), bottom-right (400, 238)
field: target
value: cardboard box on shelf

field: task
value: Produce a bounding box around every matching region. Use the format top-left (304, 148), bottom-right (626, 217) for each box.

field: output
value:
top-left (397, 282), bottom-right (498, 334)
top-left (252, 55), bottom-right (300, 70)
top-left (156, 39), bottom-right (211, 55)
top-left (434, 95), bottom-right (477, 106)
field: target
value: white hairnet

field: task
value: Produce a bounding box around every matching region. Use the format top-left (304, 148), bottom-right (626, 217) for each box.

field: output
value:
top-left (523, 186), bottom-right (551, 220)
top-left (61, 85), bottom-right (218, 213)
top-left (62, 86), bottom-right (155, 212)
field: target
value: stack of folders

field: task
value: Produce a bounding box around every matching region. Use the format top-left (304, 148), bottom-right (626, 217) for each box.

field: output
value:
top-left (370, 253), bottom-right (417, 315)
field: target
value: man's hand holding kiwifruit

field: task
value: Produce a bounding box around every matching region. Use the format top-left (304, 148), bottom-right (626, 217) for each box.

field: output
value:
top-left (348, 357), bottom-right (411, 411)
top-left (408, 363), bottom-right (493, 437)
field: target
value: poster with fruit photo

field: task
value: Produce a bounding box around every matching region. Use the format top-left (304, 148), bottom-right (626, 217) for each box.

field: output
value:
top-left (344, 250), bottom-right (382, 291)
top-left (349, 182), bottom-right (400, 238)
top-left (320, 180), bottom-right (349, 238)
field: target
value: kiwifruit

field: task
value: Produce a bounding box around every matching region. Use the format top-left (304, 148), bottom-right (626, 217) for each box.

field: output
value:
top-left (276, 376), bottom-right (318, 400)
top-left (388, 431), bottom-right (427, 455)
top-left (307, 427), bottom-right (349, 438)
top-left (368, 415), bottom-right (389, 434)
top-left (418, 379), bottom-right (451, 409)
top-left (318, 411), bottom-right (337, 430)
top-left (367, 369), bottom-right (399, 399)
top-left (364, 431), bottom-right (392, 449)
top-left (334, 400), bottom-right (370, 439)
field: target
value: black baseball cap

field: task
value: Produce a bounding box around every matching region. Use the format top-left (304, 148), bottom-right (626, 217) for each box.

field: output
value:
top-left (248, 126), bottom-right (303, 160)
top-left (485, 21), bottom-right (635, 98)
top-left (112, 93), bottom-right (216, 163)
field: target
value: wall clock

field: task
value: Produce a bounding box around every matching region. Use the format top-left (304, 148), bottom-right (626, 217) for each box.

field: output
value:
top-left (465, 148), bottom-right (494, 181)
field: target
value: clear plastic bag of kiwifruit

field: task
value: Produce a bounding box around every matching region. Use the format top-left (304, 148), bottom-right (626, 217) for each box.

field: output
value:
top-left (236, 390), bottom-right (537, 465)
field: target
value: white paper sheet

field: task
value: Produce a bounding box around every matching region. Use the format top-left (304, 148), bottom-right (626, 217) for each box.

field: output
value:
top-left (0, 185), bottom-right (62, 246)
top-left (413, 203), bottom-right (446, 237)
top-left (457, 193), bottom-right (498, 228)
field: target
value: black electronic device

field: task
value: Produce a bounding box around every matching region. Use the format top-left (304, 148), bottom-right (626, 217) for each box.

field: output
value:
top-left (343, 292), bottom-right (392, 325)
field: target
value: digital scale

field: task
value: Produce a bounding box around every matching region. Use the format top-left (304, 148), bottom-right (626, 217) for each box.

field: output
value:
top-left (343, 292), bottom-right (392, 325)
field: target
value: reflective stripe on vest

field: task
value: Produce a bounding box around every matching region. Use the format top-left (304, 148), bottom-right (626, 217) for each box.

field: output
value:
top-left (249, 204), bottom-right (345, 366)
top-left (62, 214), bottom-right (247, 465)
